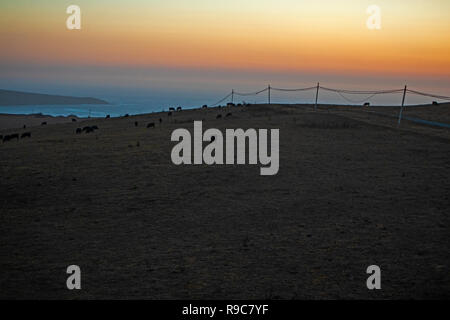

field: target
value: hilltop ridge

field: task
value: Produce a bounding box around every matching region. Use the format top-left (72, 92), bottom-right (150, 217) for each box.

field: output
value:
top-left (0, 89), bottom-right (109, 106)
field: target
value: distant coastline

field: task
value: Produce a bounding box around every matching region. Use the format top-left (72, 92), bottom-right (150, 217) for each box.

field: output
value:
top-left (0, 89), bottom-right (109, 106)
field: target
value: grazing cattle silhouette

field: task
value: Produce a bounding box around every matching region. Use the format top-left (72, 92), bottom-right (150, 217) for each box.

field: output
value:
top-left (202, 105), bottom-right (208, 109)
top-left (3, 134), bottom-right (19, 142)
top-left (76, 128), bottom-right (82, 134)
top-left (147, 123), bottom-right (155, 128)
top-left (216, 114), bottom-right (222, 119)
top-left (226, 113), bottom-right (232, 117)
top-left (41, 122), bottom-right (47, 126)
top-left (169, 107), bottom-right (175, 111)
top-left (106, 114), bottom-right (111, 119)
top-left (135, 121), bottom-right (139, 127)
top-left (363, 102), bottom-right (370, 107)
top-left (10, 134), bottom-right (19, 141)
top-left (72, 118), bottom-right (77, 122)
top-left (432, 101), bottom-right (439, 106)
top-left (81, 126), bottom-right (97, 133)
top-left (177, 106), bottom-right (182, 111)
top-left (21, 132), bottom-right (31, 139)
top-left (168, 112), bottom-right (173, 116)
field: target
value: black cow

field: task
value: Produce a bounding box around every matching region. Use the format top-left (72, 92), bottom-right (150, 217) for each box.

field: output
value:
top-left (21, 132), bottom-right (31, 139)
top-left (216, 114), bottom-right (222, 119)
top-left (76, 128), bottom-right (82, 134)
top-left (147, 123), bottom-right (155, 128)
top-left (135, 121), bottom-right (139, 127)
top-left (123, 114), bottom-right (129, 118)
top-left (72, 118), bottom-right (77, 122)
top-left (41, 122), bottom-right (47, 126)
top-left (227, 103), bottom-right (235, 107)
top-left (177, 106), bottom-right (182, 111)
top-left (226, 113), bottom-right (232, 117)
top-left (159, 118), bottom-right (162, 124)
top-left (363, 102), bottom-right (370, 107)
top-left (106, 114), bottom-right (111, 119)
top-left (169, 107), bottom-right (175, 111)
top-left (432, 101), bottom-right (439, 106)
top-left (202, 105), bottom-right (208, 109)
top-left (3, 134), bottom-right (19, 142)
top-left (81, 126), bottom-right (97, 133)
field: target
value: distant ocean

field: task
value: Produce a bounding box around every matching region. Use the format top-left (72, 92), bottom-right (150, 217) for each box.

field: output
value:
top-left (0, 103), bottom-right (165, 118)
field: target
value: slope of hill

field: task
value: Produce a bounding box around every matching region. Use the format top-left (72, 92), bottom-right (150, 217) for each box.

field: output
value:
top-left (0, 89), bottom-right (108, 106)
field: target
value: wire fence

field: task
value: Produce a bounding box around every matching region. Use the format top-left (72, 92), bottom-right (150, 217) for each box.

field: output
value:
top-left (212, 85), bottom-right (450, 106)
top-left (210, 84), bottom-right (450, 126)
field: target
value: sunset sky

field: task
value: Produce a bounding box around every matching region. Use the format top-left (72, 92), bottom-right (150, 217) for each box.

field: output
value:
top-left (1, 0), bottom-right (449, 104)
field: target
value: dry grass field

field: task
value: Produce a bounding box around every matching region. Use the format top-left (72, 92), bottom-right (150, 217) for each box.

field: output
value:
top-left (0, 104), bottom-right (449, 299)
